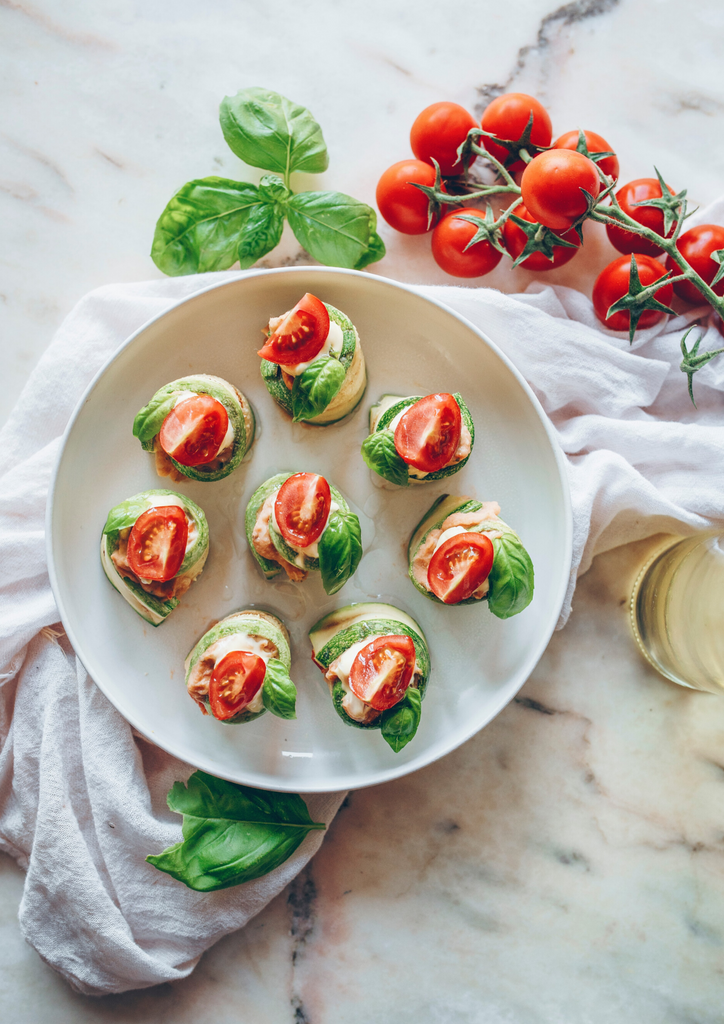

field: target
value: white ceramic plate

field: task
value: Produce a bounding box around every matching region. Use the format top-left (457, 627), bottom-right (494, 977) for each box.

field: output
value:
top-left (48, 268), bottom-right (572, 792)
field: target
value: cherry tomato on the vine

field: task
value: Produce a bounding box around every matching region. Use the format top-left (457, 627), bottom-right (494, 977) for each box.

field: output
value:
top-left (127, 505), bottom-right (188, 582)
top-left (376, 159), bottom-right (445, 235)
top-left (552, 129), bottom-right (619, 182)
top-left (410, 102), bottom-right (477, 177)
top-left (209, 651), bottom-right (267, 721)
top-left (605, 178), bottom-right (676, 257)
top-left (431, 208), bottom-right (503, 278)
top-left (480, 93), bottom-right (552, 172)
top-left (427, 531), bottom-right (495, 604)
top-left (394, 393), bottom-right (462, 473)
top-left (664, 224), bottom-right (724, 305)
top-left (502, 202), bottom-right (581, 272)
top-left (258, 293), bottom-right (330, 366)
top-left (521, 149), bottom-right (600, 232)
top-left (349, 635), bottom-right (416, 711)
top-left (592, 254), bottom-right (673, 332)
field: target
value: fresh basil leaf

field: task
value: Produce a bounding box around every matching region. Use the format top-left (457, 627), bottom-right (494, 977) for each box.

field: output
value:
top-left (258, 173), bottom-right (292, 205)
top-left (487, 532), bottom-right (535, 619)
top-left (291, 356), bottom-right (346, 422)
top-left (318, 510), bottom-right (363, 596)
top-left (237, 200), bottom-right (285, 269)
top-left (146, 771), bottom-right (325, 892)
top-left (361, 430), bottom-right (409, 486)
top-left (219, 87), bottom-right (328, 177)
top-left (262, 659), bottom-right (297, 720)
top-left (151, 177), bottom-right (265, 276)
top-left (132, 394), bottom-right (176, 444)
top-left (287, 191), bottom-right (385, 270)
top-left (103, 496), bottom-right (149, 534)
top-left (381, 687), bottom-right (422, 753)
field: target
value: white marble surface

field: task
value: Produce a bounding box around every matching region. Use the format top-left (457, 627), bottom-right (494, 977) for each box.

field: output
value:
top-left (3, 0), bottom-right (724, 1019)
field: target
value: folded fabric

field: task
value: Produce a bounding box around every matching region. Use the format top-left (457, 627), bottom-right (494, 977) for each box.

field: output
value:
top-left (1, 201), bottom-right (723, 994)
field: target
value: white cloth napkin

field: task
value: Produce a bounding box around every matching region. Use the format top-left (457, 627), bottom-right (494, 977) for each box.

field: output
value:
top-left (2, 202), bottom-right (724, 994)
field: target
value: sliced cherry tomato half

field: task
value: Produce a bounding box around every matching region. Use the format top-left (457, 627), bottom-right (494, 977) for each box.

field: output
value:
top-left (349, 635), bottom-right (416, 711)
top-left (209, 650), bottom-right (267, 721)
top-left (275, 472), bottom-right (331, 548)
top-left (258, 293), bottom-right (330, 366)
top-left (127, 505), bottom-right (188, 582)
top-left (159, 394), bottom-right (229, 467)
top-left (394, 393), bottom-right (462, 473)
top-left (427, 531), bottom-right (495, 604)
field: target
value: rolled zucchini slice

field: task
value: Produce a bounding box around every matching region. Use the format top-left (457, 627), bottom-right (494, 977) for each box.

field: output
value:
top-left (407, 494), bottom-right (535, 616)
top-left (184, 610), bottom-right (296, 724)
top-left (309, 602), bottom-right (430, 752)
top-left (361, 393), bottom-right (475, 486)
top-left (100, 489), bottom-right (209, 627)
top-left (132, 373), bottom-right (255, 482)
top-left (245, 472), bottom-right (363, 595)
top-left (260, 301), bottom-right (366, 425)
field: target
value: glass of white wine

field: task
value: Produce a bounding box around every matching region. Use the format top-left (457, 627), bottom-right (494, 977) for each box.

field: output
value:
top-left (630, 533), bottom-right (724, 694)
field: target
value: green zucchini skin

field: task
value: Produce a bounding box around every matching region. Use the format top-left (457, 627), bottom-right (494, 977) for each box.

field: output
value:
top-left (407, 493), bottom-right (535, 616)
top-left (260, 302), bottom-right (366, 425)
top-left (100, 489), bottom-right (209, 626)
top-left (309, 605), bottom-right (430, 734)
top-left (185, 610), bottom-right (291, 725)
top-left (133, 374), bottom-right (255, 482)
top-left (364, 393), bottom-right (475, 485)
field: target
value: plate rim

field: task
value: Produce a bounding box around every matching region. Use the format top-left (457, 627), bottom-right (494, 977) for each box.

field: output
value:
top-left (46, 266), bottom-right (573, 792)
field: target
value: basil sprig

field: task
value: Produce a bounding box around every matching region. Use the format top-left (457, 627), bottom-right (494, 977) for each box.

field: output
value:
top-left (146, 771), bottom-right (325, 892)
top-left (318, 509), bottom-right (363, 595)
top-left (152, 88), bottom-right (384, 276)
top-left (261, 659), bottom-right (297, 720)
top-left (291, 355), bottom-right (346, 422)
top-left (487, 531), bottom-right (535, 619)
top-left (381, 687), bottom-right (422, 753)
top-left (361, 430), bottom-right (409, 486)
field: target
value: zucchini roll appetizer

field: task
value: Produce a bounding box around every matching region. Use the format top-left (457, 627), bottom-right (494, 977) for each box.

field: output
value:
top-left (361, 392), bottom-right (474, 485)
top-left (101, 489), bottom-right (209, 626)
top-left (133, 374), bottom-right (255, 482)
top-left (246, 472), bottom-right (362, 595)
top-left (258, 292), bottom-right (366, 424)
top-left (408, 494), bottom-right (534, 616)
top-left (309, 603), bottom-right (430, 753)
top-left (185, 610), bottom-right (296, 724)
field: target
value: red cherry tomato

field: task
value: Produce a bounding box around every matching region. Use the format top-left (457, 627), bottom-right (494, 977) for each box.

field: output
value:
top-left (258, 293), bottom-right (330, 366)
top-left (605, 178), bottom-right (676, 257)
top-left (592, 254), bottom-right (673, 332)
top-left (376, 159), bottom-right (445, 234)
top-left (502, 202), bottom-right (581, 271)
top-left (349, 635), bottom-right (416, 711)
top-left (427, 531), bottom-right (495, 604)
top-left (159, 394), bottom-right (229, 467)
top-left (480, 93), bottom-right (552, 172)
top-left (127, 505), bottom-right (188, 582)
top-left (394, 393), bottom-right (462, 473)
top-left (209, 651), bottom-right (267, 721)
top-left (431, 208), bottom-right (503, 278)
top-left (552, 130), bottom-right (619, 182)
top-left (521, 149), bottom-right (600, 232)
top-left (275, 473), bottom-right (331, 548)
top-left (664, 224), bottom-right (724, 305)
top-left (410, 102), bottom-right (477, 177)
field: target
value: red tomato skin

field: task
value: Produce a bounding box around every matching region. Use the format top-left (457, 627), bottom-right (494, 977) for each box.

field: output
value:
top-left (592, 254), bottom-right (673, 332)
top-left (664, 224), bottom-right (724, 304)
top-left (349, 635), bottom-right (416, 711)
top-left (481, 93), bottom-right (552, 172)
top-left (394, 393), bottom-right (462, 473)
top-left (127, 505), bottom-right (188, 582)
top-left (552, 130), bottom-right (619, 182)
top-left (274, 473), bottom-right (331, 548)
top-left (209, 651), bottom-right (267, 721)
top-left (521, 149), bottom-right (600, 231)
top-left (431, 208), bottom-right (503, 278)
top-left (410, 102), bottom-right (477, 177)
top-left (606, 178), bottom-right (676, 257)
top-left (427, 531), bottom-right (495, 604)
top-left (159, 394), bottom-right (229, 467)
top-left (502, 202), bottom-right (581, 271)
top-left (376, 160), bottom-right (443, 234)
top-left (258, 293), bottom-right (330, 366)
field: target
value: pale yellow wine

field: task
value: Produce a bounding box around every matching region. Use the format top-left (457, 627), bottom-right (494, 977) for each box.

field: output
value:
top-left (631, 534), bottom-right (724, 694)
